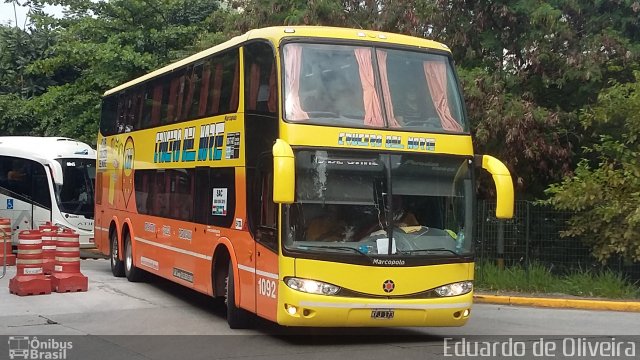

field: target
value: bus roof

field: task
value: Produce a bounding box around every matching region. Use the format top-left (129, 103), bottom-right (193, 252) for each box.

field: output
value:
top-left (104, 26), bottom-right (451, 97)
top-left (0, 137), bottom-right (96, 161)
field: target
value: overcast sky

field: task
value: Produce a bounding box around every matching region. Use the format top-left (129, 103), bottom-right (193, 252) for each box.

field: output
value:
top-left (0, 2), bottom-right (64, 28)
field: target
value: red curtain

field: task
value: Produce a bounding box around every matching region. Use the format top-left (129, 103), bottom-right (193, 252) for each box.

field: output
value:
top-left (151, 84), bottom-right (163, 126)
top-left (268, 63), bottom-right (277, 113)
top-left (354, 48), bottom-right (384, 126)
top-left (423, 60), bottom-right (463, 132)
top-left (284, 44), bottom-right (308, 120)
top-left (209, 63), bottom-right (223, 114)
top-left (248, 63), bottom-right (260, 110)
top-left (183, 72), bottom-right (196, 120)
top-left (198, 63), bottom-right (211, 116)
top-left (230, 60), bottom-right (239, 111)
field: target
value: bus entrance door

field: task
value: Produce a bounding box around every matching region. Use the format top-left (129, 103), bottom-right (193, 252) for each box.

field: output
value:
top-left (254, 168), bottom-right (279, 321)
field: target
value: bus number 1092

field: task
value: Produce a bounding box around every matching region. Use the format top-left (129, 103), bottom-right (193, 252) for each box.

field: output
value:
top-left (258, 278), bottom-right (277, 299)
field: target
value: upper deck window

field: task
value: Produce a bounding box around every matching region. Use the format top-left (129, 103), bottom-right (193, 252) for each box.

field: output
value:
top-left (283, 43), bottom-right (466, 133)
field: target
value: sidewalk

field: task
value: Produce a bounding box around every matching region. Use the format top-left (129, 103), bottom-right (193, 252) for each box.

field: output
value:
top-left (474, 292), bottom-right (640, 312)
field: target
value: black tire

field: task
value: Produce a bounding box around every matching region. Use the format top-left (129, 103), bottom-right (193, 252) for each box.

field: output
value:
top-left (110, 230), bottom-right (125, 277)
top-left (124, 232), bottom-right (144, 282)
top-left (226, 262), bottom-right (253, 329)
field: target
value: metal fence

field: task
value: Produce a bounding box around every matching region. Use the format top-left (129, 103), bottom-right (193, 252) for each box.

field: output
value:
top-left (475, 200), bottom-right (640, 283)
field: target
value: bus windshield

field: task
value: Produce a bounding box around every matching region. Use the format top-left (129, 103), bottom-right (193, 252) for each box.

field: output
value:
top-left (283, 43), bottom-right (466, 132)
top-left (54, 158), bottom-right (95, 218)
top-left (284, 150), bottom-right (473, 259)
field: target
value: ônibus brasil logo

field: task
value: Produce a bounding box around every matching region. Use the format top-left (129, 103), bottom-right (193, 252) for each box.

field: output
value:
top-left (8, 336), bottom-right (72, 360)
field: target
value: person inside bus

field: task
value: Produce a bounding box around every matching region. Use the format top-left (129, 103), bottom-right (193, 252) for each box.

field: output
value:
top-left (396, 88), bottom-right (441, 128)
top-left (395, 90), bottom-right (425, 127)
top-left (7, 160), bottom-right (28, 195)
top-left (366, 196), bottom-right (420, 236)
top-left (7, 160), bottom-right (26, 182)
top-left (306, 204), bottom-right (348, 242)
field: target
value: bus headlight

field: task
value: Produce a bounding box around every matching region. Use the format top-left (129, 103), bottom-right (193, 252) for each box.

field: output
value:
top-left (434, 281), bottom-right (473, 297)
top-left (285, 277), bottom-right (340, 295)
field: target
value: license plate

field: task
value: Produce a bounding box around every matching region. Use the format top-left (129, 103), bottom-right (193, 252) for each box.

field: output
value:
top-left (371, 309), bottom-right (394, 319)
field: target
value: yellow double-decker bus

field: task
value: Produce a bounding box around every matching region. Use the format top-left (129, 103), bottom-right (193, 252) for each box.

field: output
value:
top-left (95, 26), bottom-right (513, 328)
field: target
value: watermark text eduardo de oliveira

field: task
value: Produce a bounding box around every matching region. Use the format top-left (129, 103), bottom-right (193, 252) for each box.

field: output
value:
top-left (444, 337), bottom-right (637, 358)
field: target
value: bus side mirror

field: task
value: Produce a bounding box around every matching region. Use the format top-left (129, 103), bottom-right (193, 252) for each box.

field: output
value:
top-left (272, 139), bottom-right (295, 204)
top-left (476, 155), bottom-right (514, 219)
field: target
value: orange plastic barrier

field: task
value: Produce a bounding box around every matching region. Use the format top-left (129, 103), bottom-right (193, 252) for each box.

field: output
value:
top-left (39, 223), bottom-right (59, 275)
top-left (9, 230), bottom-right (52, 296)
top-left (51, 229), bottom-right (88, 292)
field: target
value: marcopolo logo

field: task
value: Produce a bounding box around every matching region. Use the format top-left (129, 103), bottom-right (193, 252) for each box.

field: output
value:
top-left (8, 336), bottom-right (73, 360)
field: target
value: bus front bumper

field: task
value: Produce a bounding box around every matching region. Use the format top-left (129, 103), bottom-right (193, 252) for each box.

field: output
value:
top-left (277, 286), bottom-right (474, 327)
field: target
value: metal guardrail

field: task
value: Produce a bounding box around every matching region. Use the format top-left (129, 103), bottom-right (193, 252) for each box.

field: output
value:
top-left (475, 200), bottom-right (640, 282)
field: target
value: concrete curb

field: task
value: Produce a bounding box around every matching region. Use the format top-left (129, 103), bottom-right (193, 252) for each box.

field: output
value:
top-left (474, 294), bottom-right (640, 312)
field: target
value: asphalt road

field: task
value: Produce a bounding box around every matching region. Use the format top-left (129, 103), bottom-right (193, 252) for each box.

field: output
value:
top-left (1, 259), bottom-right (639, 360)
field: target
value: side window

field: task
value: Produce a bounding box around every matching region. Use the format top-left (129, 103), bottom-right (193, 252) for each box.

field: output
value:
top-left (6, 157), bottom-right (31, 199)
top-left (193, 167), bottom-right (236, 228)
top-left (165, 71), bottom-right (186, 124)
top-left (254, 157), bottom-right (278, 251)
top-left (169, 169), bottom-right (193, 221)
top-left (194, 167), bottom-right (210, 224)
top-left (206, 50), bottom-right (240, 117)
top-left (152, 170), bottom-right (170, 217)
top-left (187, 63), bottom-right (204, 119)
top-left (32, 163), bottom-right (52, 208)
top-left (134, 170), bottom-right (150, 214)
top-left (0, 156), bottom-right (51, 209)
top-left (244, 42), bottom-right (277, 115)
top-left (131, 91), bottom-right (144, 131)
top-left (100, 96), bottom-right (117, 136)
top-left (208, 168), bottom-right (236, 228)
top-left (260, 172), bottom-right (277, 228)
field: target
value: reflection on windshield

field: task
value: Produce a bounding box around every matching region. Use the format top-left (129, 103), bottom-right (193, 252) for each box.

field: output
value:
top-left (285, 150), bottom-right (473, 258)
top-left (283, 43), bottom-right (466, 132)
top-left (55, 158), bottom-right (95, 217)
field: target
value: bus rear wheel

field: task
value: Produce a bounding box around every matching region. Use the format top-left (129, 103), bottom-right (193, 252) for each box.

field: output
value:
top-left (110, 231), bottom-right (125, 277)
top-left (124, 232), bottom-right (144, 282)
top-left (226, 262), bottom-right (253, 329)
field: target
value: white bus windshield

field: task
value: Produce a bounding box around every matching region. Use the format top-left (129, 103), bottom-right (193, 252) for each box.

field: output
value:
top-left (54, 158), bottom-right (95, 218)
top-left (283, 43), bottom-right (466, 132)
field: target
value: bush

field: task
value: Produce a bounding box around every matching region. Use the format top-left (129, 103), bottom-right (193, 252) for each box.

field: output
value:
top-left (475, 261), bottom-right (639, 299)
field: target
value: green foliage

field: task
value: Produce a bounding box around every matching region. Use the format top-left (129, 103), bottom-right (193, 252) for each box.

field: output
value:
top-left (477, 261), bottom-right (557, 293)
top-left (1, 0), bottom-right (224, 143)
top-left (546, 72), bottom-right (640, 262)
top-left (0, 94), bottom-right (36, 135)
top-left (476, 261), bottom-right (640, 298)
top-left (560, 270), bottom-right (639, 299)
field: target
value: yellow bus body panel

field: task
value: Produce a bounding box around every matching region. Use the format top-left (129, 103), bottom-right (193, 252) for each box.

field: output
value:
top-left (281, 123), bottom-right (474, 155)
top-left (276, 257), bottom-right (474, 327)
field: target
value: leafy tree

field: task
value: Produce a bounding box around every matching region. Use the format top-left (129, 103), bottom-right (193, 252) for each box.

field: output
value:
top-left (26, 0), bottom-right (224, 142)
top-left (545, 72), bottom-right (640, 262)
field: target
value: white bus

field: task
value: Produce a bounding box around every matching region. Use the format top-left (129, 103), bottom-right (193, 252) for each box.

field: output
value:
top-left (0, 137), bottom-right (96, 248)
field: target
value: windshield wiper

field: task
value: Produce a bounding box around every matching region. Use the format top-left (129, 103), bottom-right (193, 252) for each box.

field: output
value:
top-left (296, 245), bottom-right (372, 259)
top-left (399, 248), bottom-right (464, 258)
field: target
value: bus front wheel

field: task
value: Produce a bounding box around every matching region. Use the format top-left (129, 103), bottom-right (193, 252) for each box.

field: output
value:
top-left (110, 231), bottom-right (125, 277)
top-left (124, 232), bottom-right (144, 282)
top-left (226, 262), bottom-right (253, 329)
